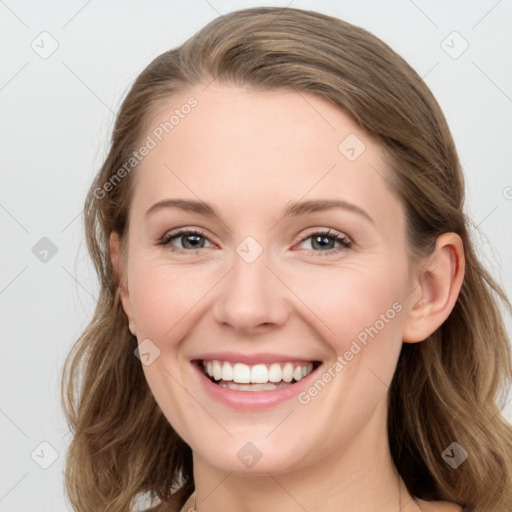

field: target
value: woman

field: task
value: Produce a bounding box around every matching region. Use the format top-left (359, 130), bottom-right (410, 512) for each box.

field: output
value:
top-left (61, 7), bottom-right (512, 512)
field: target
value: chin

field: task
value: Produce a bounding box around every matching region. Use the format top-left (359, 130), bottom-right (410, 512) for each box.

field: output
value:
top-left (190, 436), bottom-right (312, 475)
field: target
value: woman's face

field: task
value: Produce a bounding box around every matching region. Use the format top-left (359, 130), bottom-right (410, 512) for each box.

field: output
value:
top-left (114, 83), bottom-right (422, 475)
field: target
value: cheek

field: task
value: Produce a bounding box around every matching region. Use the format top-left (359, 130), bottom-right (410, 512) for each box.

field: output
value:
top-left (291, 263), bottom-right (405, 349)
top-left (129, 259), bottom-right (220, 340)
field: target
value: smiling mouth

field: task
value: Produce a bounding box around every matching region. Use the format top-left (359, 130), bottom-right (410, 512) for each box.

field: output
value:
top-left (194, 359), bottom-right (322, 391)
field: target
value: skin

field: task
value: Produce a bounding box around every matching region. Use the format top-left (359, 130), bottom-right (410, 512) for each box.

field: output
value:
top-left (110, 83), bottom-right (465, 512)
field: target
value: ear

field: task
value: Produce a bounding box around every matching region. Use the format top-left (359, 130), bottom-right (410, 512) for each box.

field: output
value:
top-left (110, 231), bottom-right (136, 336)
top-left (402, 232), bottom-right (465, 343)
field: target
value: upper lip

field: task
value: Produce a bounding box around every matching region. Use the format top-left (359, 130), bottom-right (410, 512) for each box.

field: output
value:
top-left (192, 352), bottom-right (321, 365)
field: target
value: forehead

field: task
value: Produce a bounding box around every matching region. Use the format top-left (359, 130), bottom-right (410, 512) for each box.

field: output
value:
top-left (129, 83), bottom-right (403, 235)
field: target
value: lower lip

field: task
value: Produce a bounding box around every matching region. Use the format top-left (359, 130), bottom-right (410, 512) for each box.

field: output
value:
top-left (192, 361), bottom-right (321, 410)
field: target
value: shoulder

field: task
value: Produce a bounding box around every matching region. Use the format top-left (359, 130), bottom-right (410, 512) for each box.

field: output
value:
top-left (415, 498), bottom-right (466, 512)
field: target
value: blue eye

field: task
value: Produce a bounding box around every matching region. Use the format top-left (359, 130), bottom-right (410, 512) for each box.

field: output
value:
top-left (296, 229), bottom-right (353, 256)
top-left (159, 229), bottom-right (212, 253)
top-left (158, 228), bottom-right (352, 256)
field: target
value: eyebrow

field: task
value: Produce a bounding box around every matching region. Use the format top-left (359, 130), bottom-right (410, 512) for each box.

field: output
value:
top-left (145, 198), bottom-right (374, 225)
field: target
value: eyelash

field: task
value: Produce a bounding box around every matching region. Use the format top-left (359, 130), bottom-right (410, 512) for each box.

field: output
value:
top-left (158, 228), bottom-right (353, 257)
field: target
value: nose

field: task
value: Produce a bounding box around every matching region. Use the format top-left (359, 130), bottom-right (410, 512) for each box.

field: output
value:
top-left (213, 243), bottom-right (291, 335)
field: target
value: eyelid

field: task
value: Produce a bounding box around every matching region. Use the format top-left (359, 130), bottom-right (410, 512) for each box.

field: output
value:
top-left (293, 226), bottom-right (351, 244)
top-left (293, 228), bottom-right (353, 255)
top-left (160, 227), bottom-right (216, 247)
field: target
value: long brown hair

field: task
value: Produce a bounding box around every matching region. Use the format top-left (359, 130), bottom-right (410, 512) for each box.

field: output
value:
top-left (61, 7), bottom-right (512, 511)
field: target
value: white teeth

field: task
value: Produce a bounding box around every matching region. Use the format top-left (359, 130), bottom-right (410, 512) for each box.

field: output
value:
top-left (282, 362), bottom-right (293, 383)
top-left (233, 363), bottom-right (251, 383)
top-left (251, 364), bottom-right (269, 384)
top-left (268, 363), bottom-right (282, 383)
top-left (202, 360), bottom-right (315, 384)
top-left (221, 361), bottom-right (233, 381)
top-left (212, 360), bottom-right (222, 380)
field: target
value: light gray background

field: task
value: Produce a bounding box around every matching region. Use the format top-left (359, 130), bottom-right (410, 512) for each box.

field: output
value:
top-left (1, 1), bottom-right (511, 511)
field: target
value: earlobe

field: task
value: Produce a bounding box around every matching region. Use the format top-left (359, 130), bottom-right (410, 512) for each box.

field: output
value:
top-left (109, 232), bottom-right (135, 332)
top-left (402, 232), bottom-right (465, 343)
